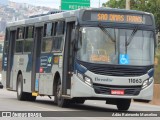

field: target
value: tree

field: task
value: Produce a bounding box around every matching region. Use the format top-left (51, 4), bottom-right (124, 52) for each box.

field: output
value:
top-left (102, 0), bottom-right (125, 9)
top-left (103, 0), bottom-right (160, 32)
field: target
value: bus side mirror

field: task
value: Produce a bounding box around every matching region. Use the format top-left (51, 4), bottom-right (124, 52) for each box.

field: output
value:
top-left (74, 31), bottom-right (82, 51)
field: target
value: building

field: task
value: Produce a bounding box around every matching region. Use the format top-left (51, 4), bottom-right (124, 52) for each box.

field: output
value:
top-left (0, 33), bottom-right (4, 59)
top-left (0, 19), bottom-right (7, 33)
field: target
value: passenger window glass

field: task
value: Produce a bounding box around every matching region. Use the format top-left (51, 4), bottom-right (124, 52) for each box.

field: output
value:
top-left (4, 29), bottom-right (9, 54)
top-left (17, 27), bottom-right (24, 39)
top-left (4, 41), bottom-right (8, 54)
top-left (44, 23), bottom-right (53, 37)
top-left (26, 26), bottom-right (34, 38)
top-left (52, 37), bottom-right (63, 51)
top-left (16, 41), bottom-right (23, 53)
top-left (24, 40), bottom-right (33, 52)
top-left (55, 21), bottom-right (65, 35)
top-left (42, 38), bottom-right (52, 52)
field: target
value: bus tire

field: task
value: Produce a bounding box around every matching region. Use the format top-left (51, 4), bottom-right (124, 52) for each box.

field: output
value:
top-left (74, 99), bottom-right (85, 104)
top-left (27, 93), bottom-right (36, 101)
top-left (17, 74), bottom-right (27, 101)
top-left (17, 74), bottom-right (36, 101)
top-left (56, 80), bottom-right (70, 107)
top-left (116, 99), bottom-right (131, 111)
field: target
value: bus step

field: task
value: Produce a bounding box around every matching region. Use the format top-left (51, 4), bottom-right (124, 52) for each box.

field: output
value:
top-left (32, 92), bottom-right (39, 96)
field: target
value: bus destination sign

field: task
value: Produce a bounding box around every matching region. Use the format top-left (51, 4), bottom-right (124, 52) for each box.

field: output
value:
top-left (82, 11), bottom-right (152, 25)
top-left (96, 13), bottom-right (143, 24)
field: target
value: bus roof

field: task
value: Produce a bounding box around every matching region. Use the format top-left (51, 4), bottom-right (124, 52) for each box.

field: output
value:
top-left (7, 7), bottom-right (153, 27)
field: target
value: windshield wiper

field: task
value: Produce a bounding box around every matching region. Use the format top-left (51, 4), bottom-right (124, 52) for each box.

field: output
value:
top-left (126, 26), bottom-right (138, 46)
top-left (98, 25), bottom-right (116, 42)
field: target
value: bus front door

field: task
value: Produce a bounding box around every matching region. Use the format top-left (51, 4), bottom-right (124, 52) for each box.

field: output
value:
top-left (62, 20), bottom-right (75, 95)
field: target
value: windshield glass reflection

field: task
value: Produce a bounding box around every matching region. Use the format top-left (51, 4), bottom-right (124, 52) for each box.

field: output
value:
top-left (77, 27), bottom-right (154, 66)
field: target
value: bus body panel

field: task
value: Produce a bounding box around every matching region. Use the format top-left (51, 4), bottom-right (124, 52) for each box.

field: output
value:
top-left (85, 71), bottom-right (149, 86)
top-left (39, 73), bottom-right (53, 95)
top-left (11, 54), bottom-right (32, 92)
top-left (71, 74), bottom-right (153, 100)
top-left (38, 67), bottom-right (63, 95)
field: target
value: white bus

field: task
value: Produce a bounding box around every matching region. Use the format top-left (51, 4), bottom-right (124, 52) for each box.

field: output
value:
top-left (2, 8), bottom-right (156, 110)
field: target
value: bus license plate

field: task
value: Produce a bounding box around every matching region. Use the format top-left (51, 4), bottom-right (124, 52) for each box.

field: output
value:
top-left (111, 90), bottom-right (124, 95)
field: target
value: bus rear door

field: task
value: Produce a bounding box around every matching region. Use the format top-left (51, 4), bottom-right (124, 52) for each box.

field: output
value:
top-left (31, 26), bottom-right (43, 92)
top-left (6, 29), bottom-right (16, 89)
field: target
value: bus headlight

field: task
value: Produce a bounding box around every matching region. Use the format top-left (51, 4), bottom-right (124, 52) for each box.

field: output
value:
top-left (142, 78), bottom-right (153, 89)
top-left (84, 76), bottom-right (92, 86)
top-left (77, 72), bottom-right (83, 80)
top-left (77, 72), bottom-right (92, 86)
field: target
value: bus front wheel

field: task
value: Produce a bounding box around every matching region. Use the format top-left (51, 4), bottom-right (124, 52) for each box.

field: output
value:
top-left (55, 80), bottom-right (70, 107)
top-left (73, 99), bottom-right (85, 104)
top-left (116, 99), bottom-right (131, 111)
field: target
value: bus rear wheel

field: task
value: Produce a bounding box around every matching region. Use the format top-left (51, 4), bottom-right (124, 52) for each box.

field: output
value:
top-left (17, 74), bottom-right (36, 101)
top-left (17, 74), bottom-right (27, 100)
top-left (116, 99), bottom-right (131, 111)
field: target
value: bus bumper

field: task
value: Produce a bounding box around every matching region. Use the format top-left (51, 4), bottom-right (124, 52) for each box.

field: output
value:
top-left (71, 75), bottom-right (153, 101)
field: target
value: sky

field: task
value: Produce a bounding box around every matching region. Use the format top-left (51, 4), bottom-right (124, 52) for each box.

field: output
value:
top-left (10, 0), bottom-right (108, 9)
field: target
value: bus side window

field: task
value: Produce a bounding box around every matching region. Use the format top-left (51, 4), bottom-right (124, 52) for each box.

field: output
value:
top-left (44, 22), bottom-right (53, 37)
top-left (55, 21), bottom-right (65, 36)
top-left (24, 26), bottom-right (34, 52)
top-left (42, 22), bottom-right (54, 52)
top-left (17, 27), bottom-right (24, 39)
top-left (42, 38), bottom-right (52, 52)
top-left (52, 37), bottom-right (63, 51)
top-left (4, 28), bottom-right (9, 54)
top-left (52, 21), bottom-right (65, 52)
top-left (25, 26), bottom-right (34, 39)
top-left (16, 27), bottom-right (24, 53)
top-left (16, 41), bottom-right (23, 53)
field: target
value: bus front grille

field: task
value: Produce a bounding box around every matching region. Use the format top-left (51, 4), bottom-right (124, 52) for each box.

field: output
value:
top-left (77, 60), bottom-right (153, 77)
top-left (93, 83), bottom-right (141, 96)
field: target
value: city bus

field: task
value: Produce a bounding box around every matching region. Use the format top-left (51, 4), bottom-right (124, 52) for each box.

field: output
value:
top-left (2, 8), bottom-right (156, 111)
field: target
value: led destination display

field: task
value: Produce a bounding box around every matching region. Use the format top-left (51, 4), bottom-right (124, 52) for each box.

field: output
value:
top-left (83, 11), bottom-right (153, 25)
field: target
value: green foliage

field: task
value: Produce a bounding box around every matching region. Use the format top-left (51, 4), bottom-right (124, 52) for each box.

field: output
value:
top-left (103, 0), bottom-right (125, 8)
top-left (155, 50), bottom-right (160, 84)
top-left (103, 0), bottom-right (160, 32)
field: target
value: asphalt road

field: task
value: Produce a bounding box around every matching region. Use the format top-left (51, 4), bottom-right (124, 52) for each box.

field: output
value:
top-left (0, 88), bottom-right (160, 119)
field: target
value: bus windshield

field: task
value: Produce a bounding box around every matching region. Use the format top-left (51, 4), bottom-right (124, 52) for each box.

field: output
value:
top-left (77, 27), bottom-right (154, 66)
